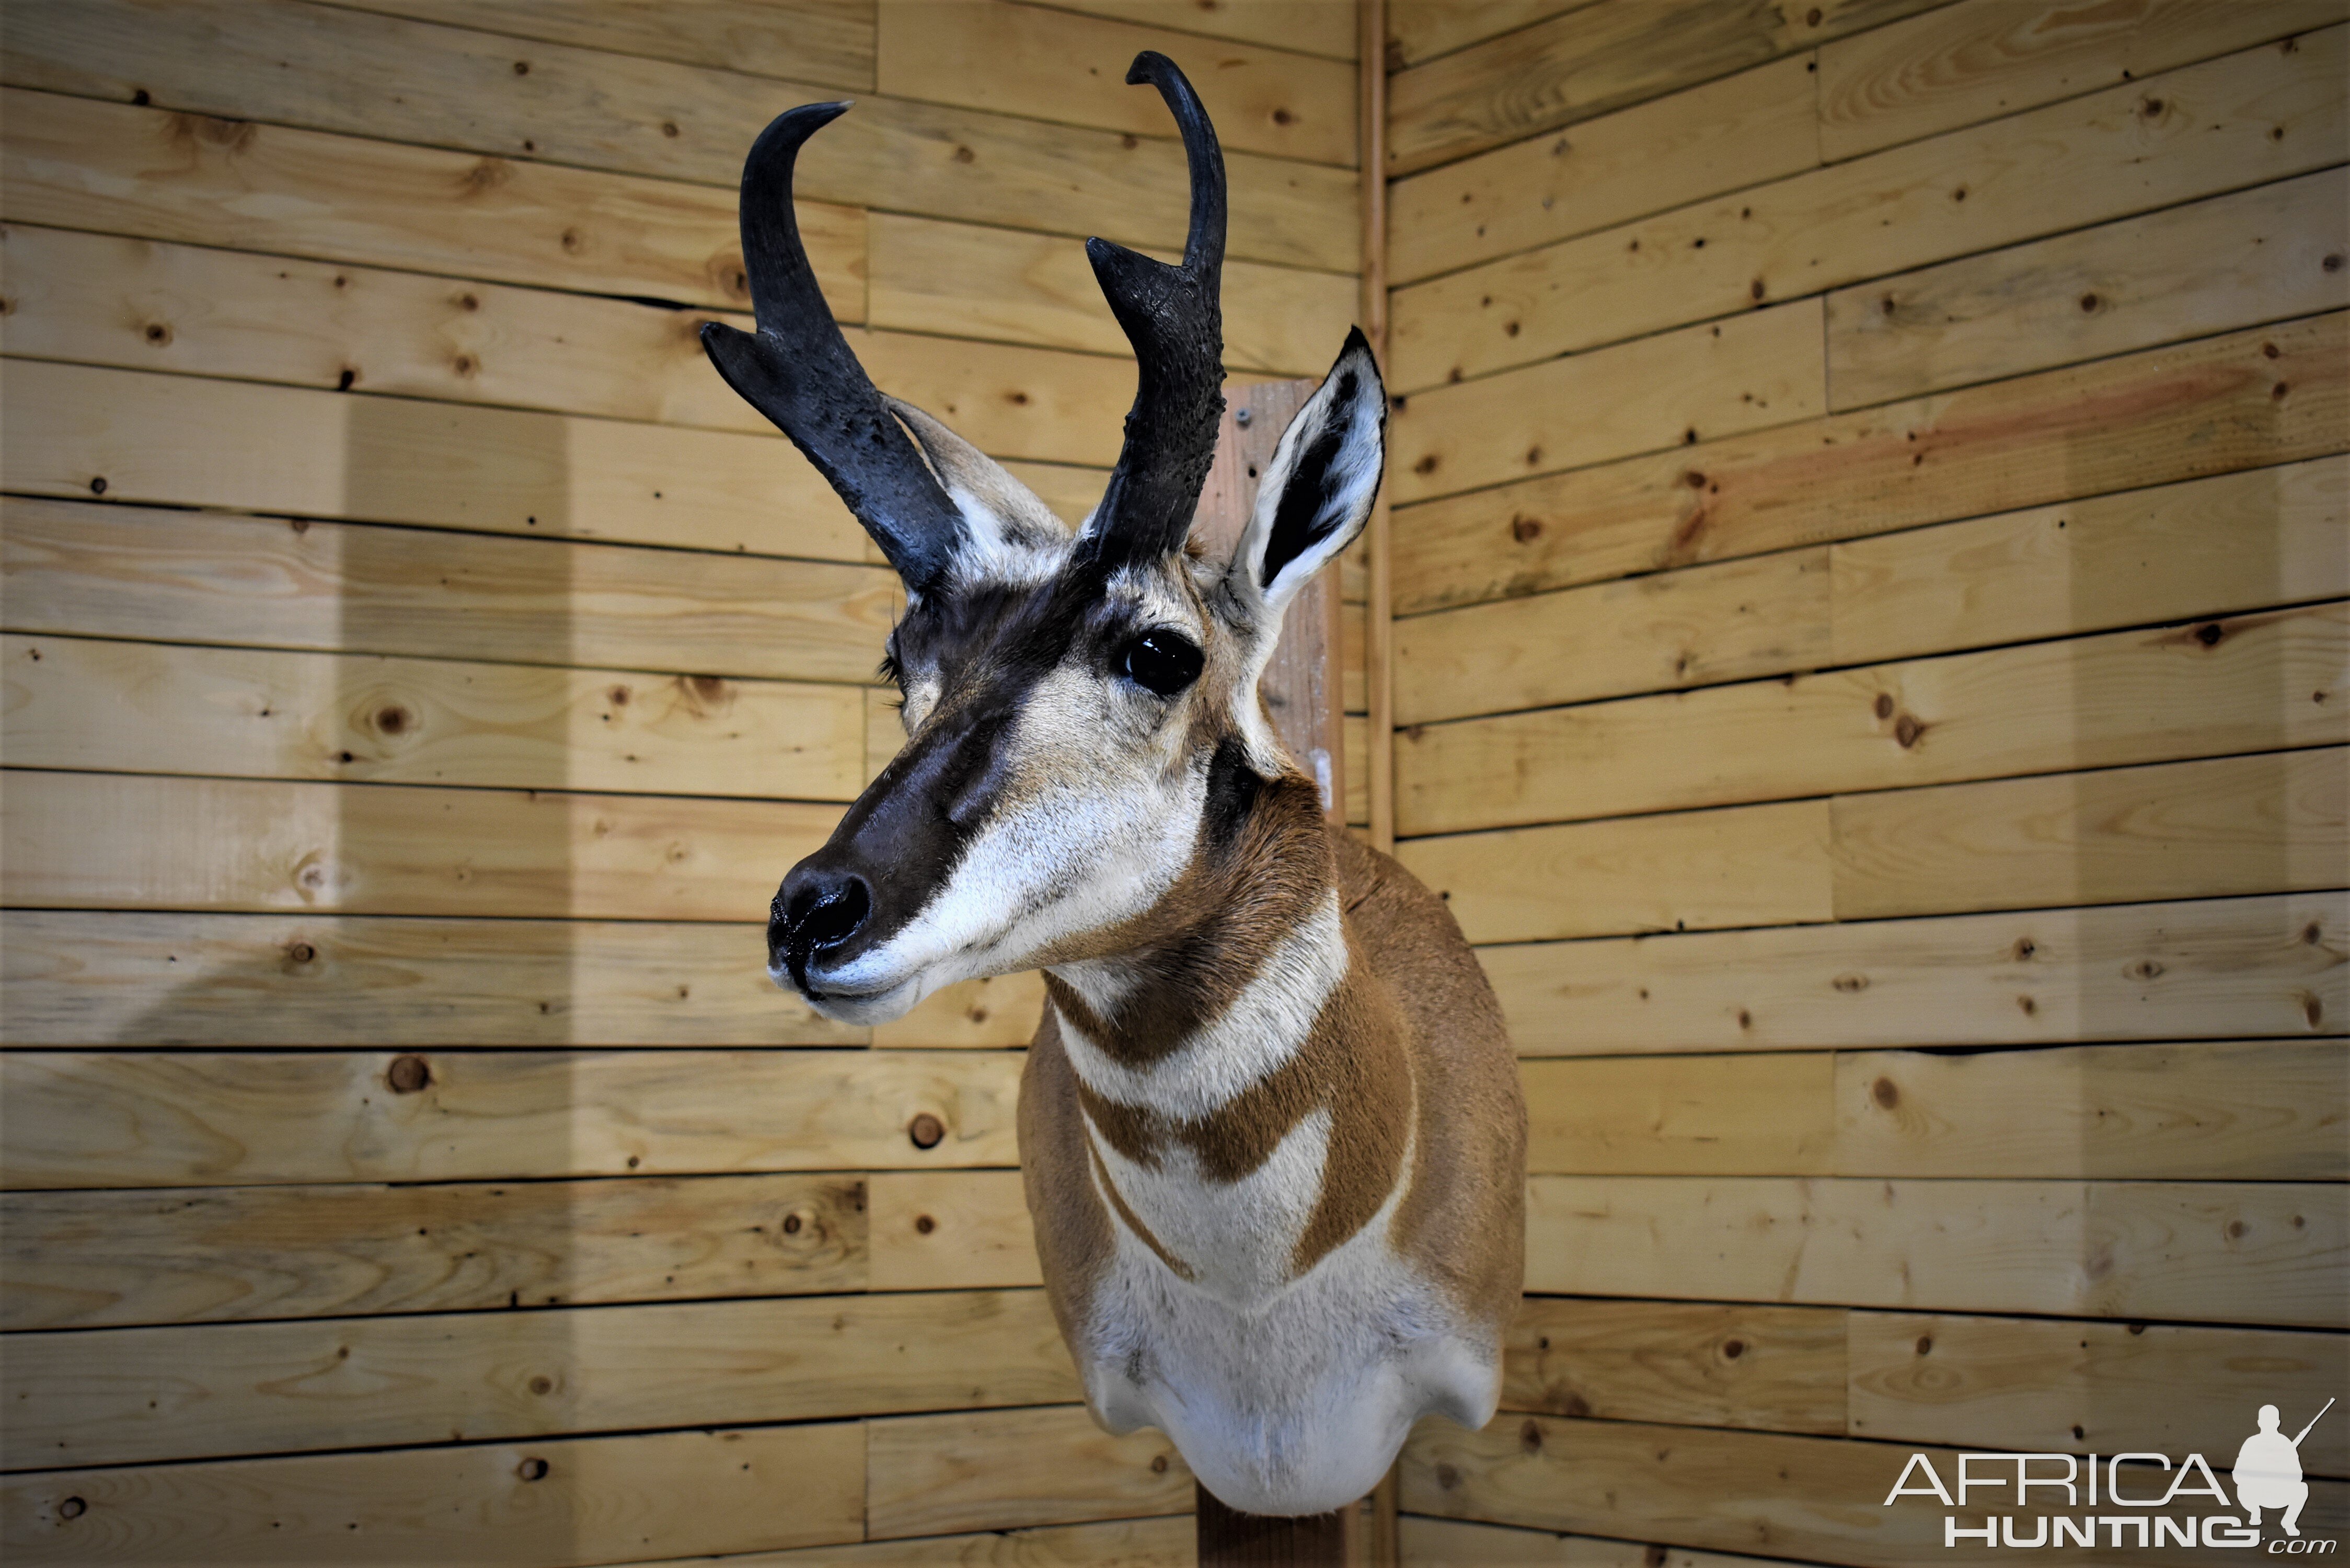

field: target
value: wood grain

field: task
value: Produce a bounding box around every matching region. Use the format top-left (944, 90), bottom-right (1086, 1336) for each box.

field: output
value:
top-left (1395, 799), bottom-right (1834, 945)
top-left (1397, 1518), bottom-right (1798, 1568)
top-left (1835, 1041), bottom-right (2348, 1181)
top-left (338, 0), bottom-right (878, 92)
top-left (0, 1172), bottom-right (866, 1331)
top-left (2, 634), bottom-right (868, 801)
top-left (0, 1050), bottom-right (1021, 1188)
top-left (1390, 29), bottom-right (2346, 388)
top-left (1386, 2), bottom-right (1592, 72)
top-left (1, 497), bottom-right (896, 685)
top-left (1389, 51), bottom-right (1818, 286)
top-left (0, 910), bottom-right (863, 1048)
top-left (0, 770), bottom-right (837, 921)
top-left (1388, 299), bottom-right (1824, 483)
top-left (1479, 891), bottom-right (2348, 1056)
top-left (635, 1514), bottom-right (1197, 1567)
top-left (0, 1421), bottom-right (866, 1567)
top-left (870, 1170), bottom-right (1042, 1293)
top-left (0, 85), bottom-right (854, 316)
top-left (866, 1405), bottom-right (1193, 1540)
top-left (3, 1289), bottom-right (1074, 1469)
top-left (1829, 745), bottom-right (2350, 920)
top-left (874, 972), bottom-right (1051, 1051)
top-left (1524, 1175), bottom-right (2349, 1325)
top-left (1827, 167), bottom-right (2350, 409)
top-left (875, 0), bottom-right (1356, 166)
top-left (1847, 1312), bottom-right (2350, 1477)
top-left (1502, 1297), bottom-right (1846, 1434)
top-left (1045, 0), bottom-right (1356, 59)
top-left (1818, 0), bottom-right (2346, 161)
top-left (1390, 313), bottom-right (2349, 615)
top-left (1522, 1054), bottom-right (1836, 1176)
top-left (1398, 599), bottom-right (2350, 835)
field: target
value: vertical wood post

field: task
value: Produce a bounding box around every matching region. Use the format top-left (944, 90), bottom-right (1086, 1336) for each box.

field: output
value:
top-left (1359, 0), bottom-right (1396, 857)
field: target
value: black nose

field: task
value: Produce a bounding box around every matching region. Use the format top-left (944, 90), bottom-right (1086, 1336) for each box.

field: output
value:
top-left (770, 863), bottom-right (873, 989)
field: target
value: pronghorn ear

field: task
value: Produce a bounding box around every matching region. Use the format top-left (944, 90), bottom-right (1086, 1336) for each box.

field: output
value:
top-left (885, 396), bottom-right (1072, 586)
top-left (1228, 328), bottom-right (1385, 622)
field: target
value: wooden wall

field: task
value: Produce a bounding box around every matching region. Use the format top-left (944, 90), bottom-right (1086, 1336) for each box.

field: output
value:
top-left (1375, 0), bottom-right (2348, 1562)
top-left (0, 3), bottom-right (1362, 1561)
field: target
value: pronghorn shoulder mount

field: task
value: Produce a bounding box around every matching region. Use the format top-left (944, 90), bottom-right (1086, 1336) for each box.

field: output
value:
top-left (703, 54), bottom-right (1525, 1516)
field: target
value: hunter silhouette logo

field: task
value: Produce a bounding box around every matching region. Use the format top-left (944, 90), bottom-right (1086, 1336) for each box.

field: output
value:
top-left (2238, 1400), bottom-right (2333, 1539)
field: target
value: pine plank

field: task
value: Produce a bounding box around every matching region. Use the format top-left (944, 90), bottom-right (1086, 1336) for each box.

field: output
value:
top-left (875, 0), bottom-right (1356, 166)
top-left (0, 770), bottom-right (836, 921)
top-left (1397, 1518), bottom-right (1800, 1568)
top-left (1522, 1054), bottom-right (1836, 1176)
top-left (1829, 745), bottom-right (2350, 920)
top-left (1387, 3), bottom-right (1594, 72)
top-left (0, 1172), bottom-right (866, 1331)
top-left (1827, 168), bottom-right (2350, 409)
top-left (1403, 1415), bottom-right (2350, 1565)
top-left (874, 972), bottom-right (1051, 1051)
top-left (866, 1405), bottom-right (1192, 1540)
top-left (0, 86), bottom-right (857, 316)
top-left (853, 331), bottom-right (1139, 469)
top-left (1385, 0), bottom-right (1943, 175)
top-left (1047, 0), bottom-right (1355, 59)
top-left (1398, 599), bottom-right (2350, 836)
top-left (1, 497), bottom-right (896, 686)
top-left (1395, 548), bottom-right (1829, 727)
top-left (1502, 1297), bottom-right (1847, 1434)
top-left (2, 635), bottom-right (867, 802)
top-left (0, 1049), bottom-right (1021, 1189)
top-left (1480, 891), bottom-right (2349, 1057)
top-left (1818, 0), bottom-right (2346, 161)
top-left (1524, 1175), bottom-right (2350, 1325)
top-left (339, 0), bottom-right (878, 93)
top-left (1835, 1041), bottom-right (2349, 1181)
top-left (869, 1169), bottom-right (1042, 1292)
top-left (1390, 29), bottom-right (2347, 388)
top-left (1389, 299), bottom-right (1825, 493)
top-left (3, 1289), bottom-right (1073, 1470)
top-left (1389, 51), bottom-right (1818, 286)
top-left (0, 7), bottom-right (1354, 271)
top-left (1390, 313), bottom-right (2349, 615)
top-left (630, 1514), bottom-right (1197, 1567)
top-left (0, 1422), bottom-right (866, 1567)
top-left (0, 910), bottom-right (864, 1048)
top-left (1829, 455), bottom-right (2350, 666)
top-left (1846, 1312), bottom-right (2350, 1477)
top-left (1394, 799), bottom-right (1834, 945)
top-left (868, 212), bottom-right (1358, 377)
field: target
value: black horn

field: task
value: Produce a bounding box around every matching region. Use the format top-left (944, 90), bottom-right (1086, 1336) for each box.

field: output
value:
top-left (1081, 52), bottom-right (1227, 570)
top-left (701, 103), bottom-right (964, 595)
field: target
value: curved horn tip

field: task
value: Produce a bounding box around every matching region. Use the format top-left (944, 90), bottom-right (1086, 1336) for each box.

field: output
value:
top-left (1126, 50), bottom-right (1173, 86)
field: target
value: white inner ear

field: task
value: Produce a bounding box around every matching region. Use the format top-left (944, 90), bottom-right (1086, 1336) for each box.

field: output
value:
top-left (1228, 342), bottom-right (1386, 630)
top-left (887, 396), bottom-right (1072, 586)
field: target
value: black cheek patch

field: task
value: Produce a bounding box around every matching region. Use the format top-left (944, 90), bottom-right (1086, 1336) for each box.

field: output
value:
top-left (1201, 735), bottom-right (1262, 852)
top-left (1260, 410), bottom-right (1351, 589)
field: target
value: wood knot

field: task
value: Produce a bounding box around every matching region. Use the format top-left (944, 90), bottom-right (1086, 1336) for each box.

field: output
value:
top-left (1804, 5), bottom-right (1823, 21)
top-left (560, 227), bottom-right (585, 255)
top-left (286, 941), bottom-right (317, 964)
top-left (88, 476), bottom-right (108, 495)
top-left (1894, 713), bottom-right (1923, 748)
top-left (2014, 937), bottom-right (2036, 959)
top-left (2226, 1220), bottom-right (2248, 1240)
top-left (914, 1214), bottom-right (935, 1235)
top-left (144, 321), bottom-right (173, 345)
top-left (1873, 1077), bottom-right (1899, 1109)
top-left (953, 145), bottom-right (976, 164)
top-left (1511, 516), bottom-right (1542, 543)
top-left (2078, 292), bottom-right (2100, 312)
top-left (375, 705), bottom-right (411, 735)
top-left (517, 1457), bottom-right (549, 1481)
top-left (1833, 973), bottom-right (1867, 993)
top-left (1720, 1338), bottom-right (1745, 1359)
top-left (1412, 454), bottom-right (1439, 476)
top-left (1150, 1454), bottom-right (1169, 1473)
top-left (907, 1112), bottom-right (945, 1150)
top-left (1434, 1463), bottom-right (1460, 1490)
top-left (527, 1375), bottom-right (552, 1395)
top-left (1271, 107), bottom-right (1294, 126)
top-left (58, 1497), bottom-right (86, 1521)
top-left (660, 121), bottom-right (679, 138)
top-left (1873, 693), bottom-right (1894, 720)
top-left (512, 59), bottom-right (531, 75)
top-left (1914, 1335), bottom-right (1932, 1355)
top-left (781, 1212), bottom-right (803, 1235)
top-left (1519, 1419), bottom-right (1544, 1452)
top-left (2196, 621), bottom-right (2224, 645)
top-left (387, 1054), bottom-right (431, 1093)
top-left (338, 368), bottom-right (356, 390)
top-left (2130, 960), bottom-right (2164, 979)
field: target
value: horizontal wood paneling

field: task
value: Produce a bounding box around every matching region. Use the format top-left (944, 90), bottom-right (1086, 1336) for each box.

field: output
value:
top-left (1390, 29), bottom-right (2346, 388)
top-left (1501, 1297), bottom-right (1846, 1435)
top-left (0, 1172), bottom-right (866, 1331)
top-left (1387, 299), bottom-right (1825, 493)
top-left (0, 1050), bottom-right (1021, 1188)
top-left (0, 770), bottom-right (836, 921)
top-left (1396, 798), bottom-right (1835, 946)
top-left (866, 1405), bottom-right (1192, 1540)
top-left (0, 1421), bottom-right (867, 1567)
top-left (1392, 312), bottom-right (2348, 615)
top-left (1387, 2), bottom-right (1589, 72)
top-left (0, 5), bottom-right (1355, 270)
top-left (1389, 52), bottom-right (1817, 286)
top-left (1399, 599), bottom-right (2350, 835)
top-left (1829, 745), bottom-right (2349, 920)
top-left (874, 0), bottom-right (1356, 167)
top-left (1397, 1518), bottom-right (1799, 1568)
top-left (1, 498), bottom-right (895, 684)
top-left (1047, 0), bottom-right (1357, 59)
top-left (1846, 1312), bottom-right (2350, 1476)
top-left (1481, 891), bottom-right (2347, 1057)
top-left (1385, 0), bottom-right (1941, 176)
top-left (1524, 1176), bottom-right (2349, 1325)
top-left (1817, 0), bottom-right (2346, 162)
top-left (0, 910), bottom-right (860, 1047)
top-left (655, 1514), bottom-right (1195, 1568)
top-left (874, 971), bottom-right (1051, 1051)
top-left (870, 1169), bottom-right (1042, 1293)
top-left (1827, 167), bottom-right (2350, 409)
top-left (1523, 1053), bottom-right (1837, 1176)
top-left (3, 1289), bottom-right (1074, 1469)
top-left (3, 634), bottom-right (868, 801)
top-left (337, 0), bottom-right (879, 92)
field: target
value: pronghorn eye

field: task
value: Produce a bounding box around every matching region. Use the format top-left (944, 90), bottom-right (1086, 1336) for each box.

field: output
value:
top-left (1120, 631), bottom-right (1203, 697)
